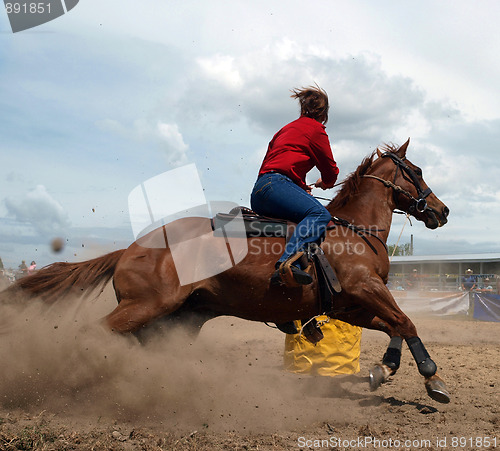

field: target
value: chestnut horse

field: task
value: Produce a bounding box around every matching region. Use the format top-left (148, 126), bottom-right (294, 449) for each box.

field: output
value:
top-left (3, 139), bottom-right (451, 403)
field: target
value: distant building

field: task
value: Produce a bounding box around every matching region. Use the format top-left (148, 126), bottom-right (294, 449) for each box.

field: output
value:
top-left (389, 253), bottom-right (500, 292)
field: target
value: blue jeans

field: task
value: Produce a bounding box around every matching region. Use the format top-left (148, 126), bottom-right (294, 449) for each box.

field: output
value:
top-left (250, 172), bottom-right (332, 264)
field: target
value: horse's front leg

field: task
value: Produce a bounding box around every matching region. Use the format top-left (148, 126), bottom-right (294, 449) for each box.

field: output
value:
top-left (405, 335), bottom-right (451, 403)
top-left (345, 278), bottom-right (451, 403)
top-left (369, 334), bottom-right (402, 392)
top-left (368, 323), bottom-right (450, 403)
top-left (335, 310), bottom-right (404, 392)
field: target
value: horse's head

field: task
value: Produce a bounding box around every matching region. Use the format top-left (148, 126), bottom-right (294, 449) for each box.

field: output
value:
top-left (374, 139), bottom-right (449, 229)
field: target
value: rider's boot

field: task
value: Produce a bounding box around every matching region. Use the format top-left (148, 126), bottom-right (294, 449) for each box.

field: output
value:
top-left (270, 262), bottom-right (283, 286)
top-left (271, 253), bottom-right (312, 334)
top-left (270, 253), bottom-right (313, 287)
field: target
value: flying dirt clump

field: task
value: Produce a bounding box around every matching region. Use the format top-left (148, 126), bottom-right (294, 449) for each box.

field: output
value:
top-left (50, 237), bottom-right (65, 253)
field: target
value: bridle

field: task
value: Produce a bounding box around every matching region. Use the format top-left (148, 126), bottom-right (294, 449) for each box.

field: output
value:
top-left (362, 152), bottom-right (432, 214)
top-left (313, 150), bottom-right (432, 256)
top-left (312, 150), bottom-right (433, 256)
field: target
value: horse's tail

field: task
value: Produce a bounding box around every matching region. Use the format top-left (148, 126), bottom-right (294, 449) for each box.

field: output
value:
top-left (4, 249), bottom-right (126, 303)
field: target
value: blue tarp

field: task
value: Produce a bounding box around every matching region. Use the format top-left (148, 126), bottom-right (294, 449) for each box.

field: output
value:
top-left (473, 293), bottom-right (500, 322)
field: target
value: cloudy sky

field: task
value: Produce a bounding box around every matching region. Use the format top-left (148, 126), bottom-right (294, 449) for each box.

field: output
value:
top-left (1, 0), bottom-right (500, 269)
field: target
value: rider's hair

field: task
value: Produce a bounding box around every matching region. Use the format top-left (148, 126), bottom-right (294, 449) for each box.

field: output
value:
top-left (291, 85), bottom-right (329, 124)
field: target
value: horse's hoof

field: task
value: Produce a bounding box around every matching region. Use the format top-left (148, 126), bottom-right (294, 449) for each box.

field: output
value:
top-left (369, 364), bottom-right (391, 391)
top-left (425, 375), bottom-right (451, 404)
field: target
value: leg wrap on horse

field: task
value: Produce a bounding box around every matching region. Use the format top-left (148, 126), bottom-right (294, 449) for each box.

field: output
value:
top-left (406, 336), bottom-right (437, 378)
top-left (382, 336), bottom-right (402, 372)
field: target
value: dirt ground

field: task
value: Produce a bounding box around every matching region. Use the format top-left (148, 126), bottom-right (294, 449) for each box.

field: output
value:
top-left (0, 285), bottom-right (498, 450)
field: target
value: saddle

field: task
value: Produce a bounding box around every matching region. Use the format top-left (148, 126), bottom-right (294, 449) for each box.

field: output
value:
top-left (212, 207), bottom-right (342, 343)
top-left (212, 206), bottom-right (289, 238)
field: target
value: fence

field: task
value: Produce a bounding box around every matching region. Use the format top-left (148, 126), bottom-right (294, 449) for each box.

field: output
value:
top-left (388, 273), bottom-right (498, 293)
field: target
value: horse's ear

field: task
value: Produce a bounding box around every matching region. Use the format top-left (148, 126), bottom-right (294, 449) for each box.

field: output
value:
top-left (397, 138), bottom-right (410, 157)
top-left (376, 147), bottom-right (383, 158)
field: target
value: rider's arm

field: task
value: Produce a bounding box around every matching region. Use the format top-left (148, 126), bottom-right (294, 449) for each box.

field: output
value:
top-left (309, 125), bottom-right (339, 189)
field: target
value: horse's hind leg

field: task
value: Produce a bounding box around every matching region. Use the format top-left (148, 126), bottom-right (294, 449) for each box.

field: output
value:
top-left (133, 309), bottom-right (216, 344)
top-left (103, 293), bottom-right (186, 334)
top-left (103, 260), bottom-right (192, 334)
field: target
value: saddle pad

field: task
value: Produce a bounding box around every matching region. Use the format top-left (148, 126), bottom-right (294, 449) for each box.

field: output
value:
top-left (213, 212), bottom-right (288, 238)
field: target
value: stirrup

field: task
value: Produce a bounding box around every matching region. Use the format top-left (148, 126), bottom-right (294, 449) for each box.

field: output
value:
top-left (277, 252), bottom-right (313, 287)
top-left (302, 318), bottom-right (324, 344)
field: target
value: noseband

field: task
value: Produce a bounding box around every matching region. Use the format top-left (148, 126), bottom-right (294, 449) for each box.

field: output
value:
top-left (363, 152), bottom-right (432, 214)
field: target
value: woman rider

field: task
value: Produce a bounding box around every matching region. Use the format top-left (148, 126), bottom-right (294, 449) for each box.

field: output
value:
top-left (250, 85), bottom-right (339, 286)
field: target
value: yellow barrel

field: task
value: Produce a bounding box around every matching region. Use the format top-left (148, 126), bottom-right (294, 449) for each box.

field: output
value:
top-left (284, 317), bottom-right (362, 376)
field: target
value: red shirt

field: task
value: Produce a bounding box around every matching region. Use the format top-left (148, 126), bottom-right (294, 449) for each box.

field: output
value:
top-left (258, 116), bottom-right (339, 190)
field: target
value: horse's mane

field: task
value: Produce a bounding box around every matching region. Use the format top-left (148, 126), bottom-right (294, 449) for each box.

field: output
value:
top-left (328, 143), bottom-right (399, 211)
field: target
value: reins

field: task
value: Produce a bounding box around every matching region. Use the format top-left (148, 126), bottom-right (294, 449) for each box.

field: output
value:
top-left (313, 180), bottom-right (346, 202)
top-left (389, 213), bottom-right (411, 261)
top-left (313, 150), bottom-right (431, 257)
top-left (314, 188), bottom-right (387, 255)
top-left (328, 216), bottom-right (387, 255)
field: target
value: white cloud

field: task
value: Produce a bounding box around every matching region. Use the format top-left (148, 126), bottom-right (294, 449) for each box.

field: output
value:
top-left (96, 119), bottom-right (189, 166)
top-left (157, 122), bottom-right (189, 166)
top-left (186, 42), bottom-right (427, 144)
top-left (2, 0), bottom-right (500, 264)
top-left (4, 185), bottom-right (70, 236)
top-left (197, 54), bottom-right (243, 90)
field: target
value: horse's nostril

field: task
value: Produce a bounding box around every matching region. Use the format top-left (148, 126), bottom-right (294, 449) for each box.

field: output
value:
top-left (443, 206), bottom-right (450, 218)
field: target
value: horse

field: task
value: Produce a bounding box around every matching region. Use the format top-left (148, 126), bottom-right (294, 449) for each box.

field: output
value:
top-left (2, 139), bottom-right (451, 403)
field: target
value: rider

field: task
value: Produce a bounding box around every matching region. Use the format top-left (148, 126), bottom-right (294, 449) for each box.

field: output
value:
top-left (251, 85), bottom-right (339, 286)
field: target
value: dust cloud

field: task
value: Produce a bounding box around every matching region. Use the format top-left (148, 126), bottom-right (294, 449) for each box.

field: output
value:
top-left (0, 284), bottom-right (355, 434)
top-left (1, 282), bottom-right (498, 448)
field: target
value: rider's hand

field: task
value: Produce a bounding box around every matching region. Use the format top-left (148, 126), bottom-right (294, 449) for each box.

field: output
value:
top-left (314, 178), bottom-right (327, 190)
